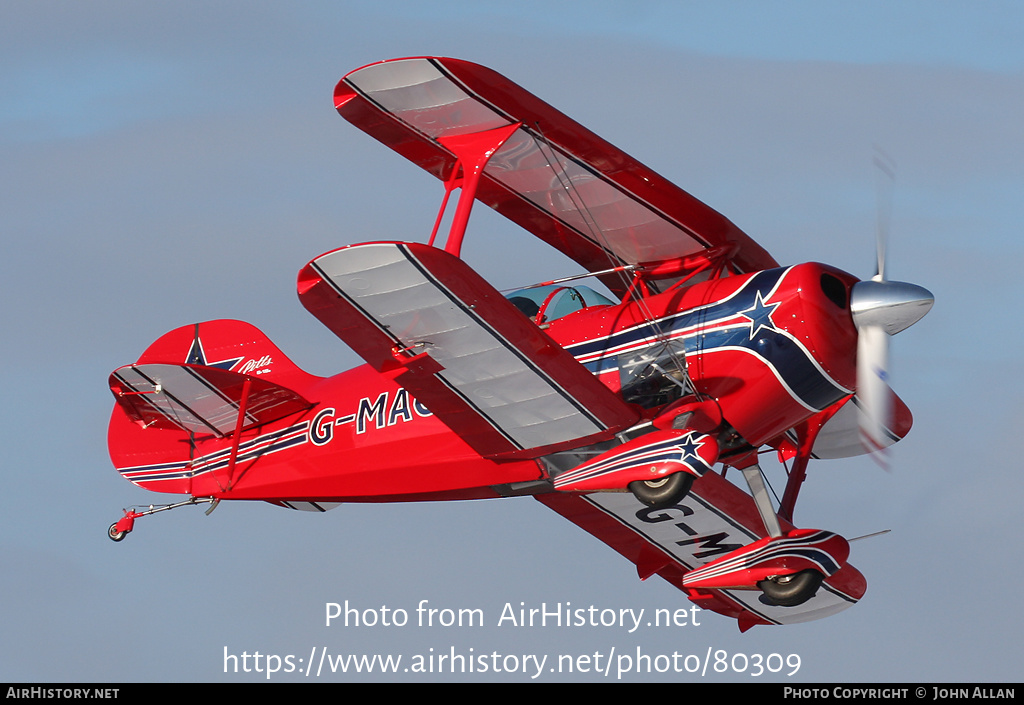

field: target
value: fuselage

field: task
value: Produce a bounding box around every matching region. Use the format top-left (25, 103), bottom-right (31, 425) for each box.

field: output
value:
top-left (551, 262), bottom-right (859, 445)
top-left (109, 262), bottom-right (860, 503)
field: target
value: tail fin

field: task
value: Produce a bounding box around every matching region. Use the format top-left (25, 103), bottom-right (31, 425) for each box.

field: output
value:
top-left (133, 319), bottom-right (312, 388)
top-left (108, 320), bottom-right (318, 494)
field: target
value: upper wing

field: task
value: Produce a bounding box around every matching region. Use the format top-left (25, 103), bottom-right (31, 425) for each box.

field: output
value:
top-left (297, 241), bottom-right (639, 458)
top-left (334, 57), bottom-right (778, 295)
top-left (536, 471), bottom-right (866, 630)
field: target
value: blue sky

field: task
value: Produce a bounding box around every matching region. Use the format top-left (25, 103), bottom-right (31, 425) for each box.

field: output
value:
top-left (2, 1), bottom-right (1021, 682)
top-left (388, 1), bottom-right (1024, 71)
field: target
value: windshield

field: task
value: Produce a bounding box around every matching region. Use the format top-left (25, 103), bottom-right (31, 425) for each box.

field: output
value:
top-left (505, 285), bottom-right (615, 322)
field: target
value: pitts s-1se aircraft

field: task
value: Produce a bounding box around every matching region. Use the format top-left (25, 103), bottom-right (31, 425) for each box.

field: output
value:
top-left (106, 57), bottom-right (933, 630)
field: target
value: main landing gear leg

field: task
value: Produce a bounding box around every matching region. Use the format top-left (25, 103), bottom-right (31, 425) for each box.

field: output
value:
top-left (739, 464), bottom-right (823, 607)
top-left (740, 464), bottom-right (782, 538)
top-left (106, 497), bottom-right (217, 542)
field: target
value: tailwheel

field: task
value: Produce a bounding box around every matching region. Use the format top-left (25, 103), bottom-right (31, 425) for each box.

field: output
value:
top-left (757, 569), bottom-right (824, 607)
top-left (105, 497), bottom-right (216, 544)
top-left (107, 522), bottom-right (129, 542)
top-left (629, 472), bottom-right (694, 509)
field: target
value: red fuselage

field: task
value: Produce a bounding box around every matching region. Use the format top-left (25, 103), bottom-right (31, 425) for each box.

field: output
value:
top-left (109, 262), bottom-right (859, 503)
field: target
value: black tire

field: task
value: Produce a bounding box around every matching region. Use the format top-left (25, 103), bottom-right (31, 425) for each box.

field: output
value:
top-left (628, 472), bottom-right (694, 509)
top-left (757, 569), bottom-right (824, 607)
top-left (108, 523), bottom-right (128, 542)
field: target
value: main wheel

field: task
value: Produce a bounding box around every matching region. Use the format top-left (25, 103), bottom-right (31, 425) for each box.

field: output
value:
top-left (628, 472), bottom-right (694, 509)
top-left (757, 569), bottom-right (824, 607)
top-left (107, 522), bottom-right (128, 542)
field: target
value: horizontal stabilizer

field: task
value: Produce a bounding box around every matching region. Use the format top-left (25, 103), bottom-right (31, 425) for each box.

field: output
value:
top-left (298, 241), bottom-right (638, 457)
top-left (110, 363), bottom-right (312, 438)
top-left (108, 320), bottom-right (319, 494)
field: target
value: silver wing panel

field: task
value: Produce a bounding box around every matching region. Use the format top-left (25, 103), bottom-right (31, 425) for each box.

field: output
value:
top-left (309, 242), bottom-right (608, 451)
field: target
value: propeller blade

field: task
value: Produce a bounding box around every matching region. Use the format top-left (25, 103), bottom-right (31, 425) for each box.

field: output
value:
top-left (851, 277), bottom-right (932, 463)
top-left (856, 322), bottom-right (892, 466)
top-left (851, 152), bottom-right (931, 464)
top-left (873, 148), bottom-right (896, 281)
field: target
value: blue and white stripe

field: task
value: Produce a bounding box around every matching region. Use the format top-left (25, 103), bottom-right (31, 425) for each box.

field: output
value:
top-left (554, 432), bottom-right (711, 489)
top-left (567, 267), bottom-right (852, 412)
top-left (119, 421), bottom-right (311, 485)
top-left (681, 529), bottom-right (843, 586)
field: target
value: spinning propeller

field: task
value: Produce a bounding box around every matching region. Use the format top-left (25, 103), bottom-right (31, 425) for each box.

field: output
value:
top-left (848, 154), bottom-right (933, 463)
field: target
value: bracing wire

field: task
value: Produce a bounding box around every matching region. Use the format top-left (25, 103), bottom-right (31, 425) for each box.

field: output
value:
top-left (531, 123), bottom-right (691, 387)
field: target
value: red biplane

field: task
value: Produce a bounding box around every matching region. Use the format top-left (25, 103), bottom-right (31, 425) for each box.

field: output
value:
top-left (106, 57), bottom-right (933, 630)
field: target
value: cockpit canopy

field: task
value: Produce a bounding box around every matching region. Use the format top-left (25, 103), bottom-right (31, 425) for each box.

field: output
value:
top-left (505, 284), bottom-right (615, 323)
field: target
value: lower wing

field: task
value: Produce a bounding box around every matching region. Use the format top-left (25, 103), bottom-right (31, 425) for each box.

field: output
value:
top-left (536, 471), bottom-right (866, 630)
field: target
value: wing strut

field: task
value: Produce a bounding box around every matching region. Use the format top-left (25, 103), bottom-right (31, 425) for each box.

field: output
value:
top-left (222, 376), bottom-right (252, 490)
top-left (430, 122), bottom-right (522, 257)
